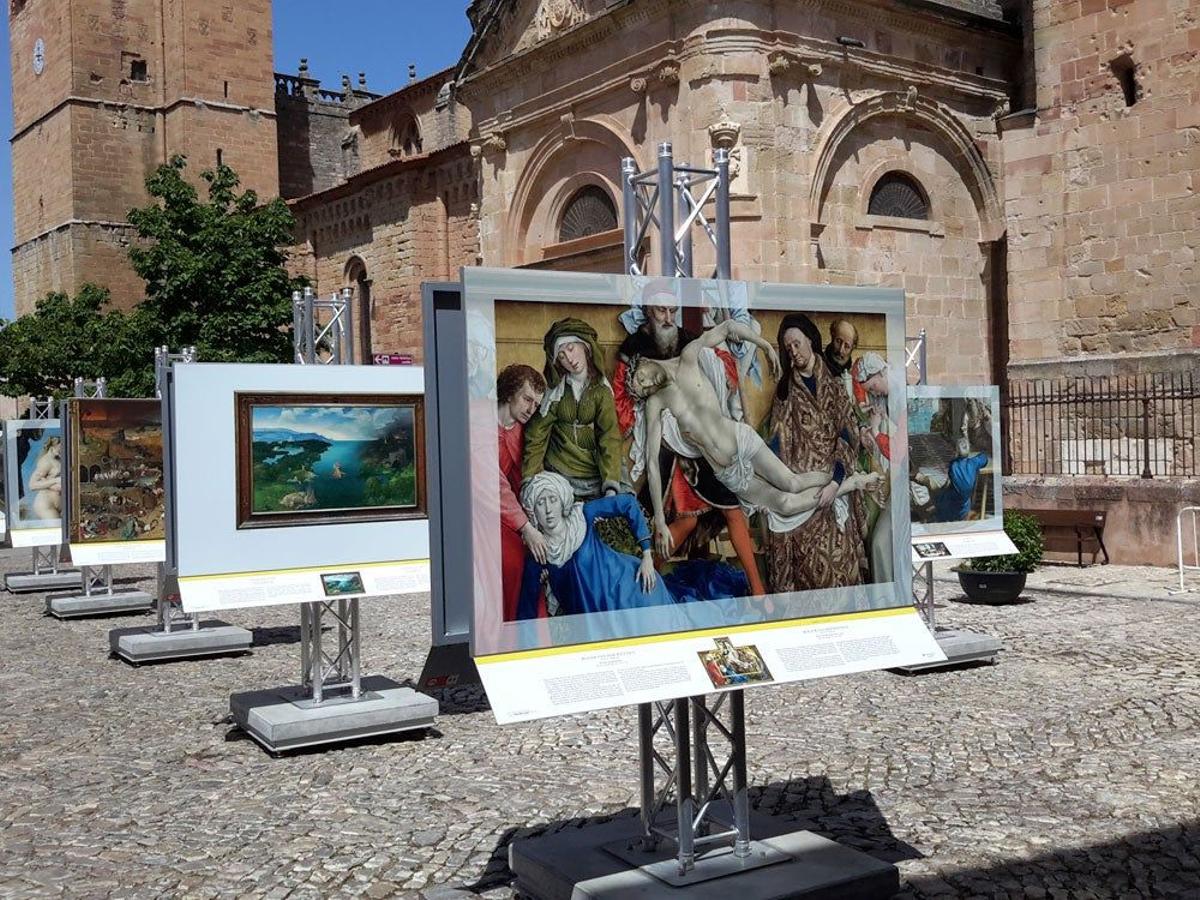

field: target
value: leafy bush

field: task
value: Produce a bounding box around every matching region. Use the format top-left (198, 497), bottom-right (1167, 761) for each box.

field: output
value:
top-left (961, 509), bottom-right (1045, 573)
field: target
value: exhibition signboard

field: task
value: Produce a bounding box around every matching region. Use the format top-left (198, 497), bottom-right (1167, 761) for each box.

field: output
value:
top-left (169, 364), bottom-right (431, 612)
top-left (461, 269), bottom-right (944, 723)
top-left (907, 385), bottom-right (1015, 562)
top-left (3, 419), bottom-right (64, 548)
top-left (62, 398), bottom-right (167, 566)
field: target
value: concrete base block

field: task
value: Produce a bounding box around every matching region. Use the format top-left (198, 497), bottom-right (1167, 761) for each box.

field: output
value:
top-left (109, 621), bottom-right (252, 664)
top-left (6, 571), bottom-right (83, 594)
top-left (229, 675), bottom-right (438, 754)
top-left (45, 589), bottom-right (154, 619)
top-left (895, 627), bottom-right (1002, 673)
top-left (510, 811), bottom-right (898, 899)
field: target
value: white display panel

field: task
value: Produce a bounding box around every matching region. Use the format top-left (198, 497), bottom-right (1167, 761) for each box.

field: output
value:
top-left (9, 526), bottom-right (61, 548)
top-left (911, 531), bottom-right (1017, 563)
top-left (479, 607), bottom-right (940, 724)
top-left (69, 540), bottom-right (166, 566)
top-left (461, 268), bottom-right (944, 723)
top-left (170, 364), bottom-right (430, 612)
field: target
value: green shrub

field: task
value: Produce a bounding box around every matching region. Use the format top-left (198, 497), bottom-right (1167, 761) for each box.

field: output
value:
top-left (961, 509), bottom-right (1044, 573)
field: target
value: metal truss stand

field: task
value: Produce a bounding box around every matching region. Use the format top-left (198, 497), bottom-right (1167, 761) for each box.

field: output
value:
top-left (108, 348), bottom-right (250, 659)
top-left (228, 297), bottom-right (436, 754)
top-left (510, 143), bottom-right (898, 900)
top-left (895, 333), bottom-right (1000, 673)
top-left (5, 397), bottom-right (82, 594)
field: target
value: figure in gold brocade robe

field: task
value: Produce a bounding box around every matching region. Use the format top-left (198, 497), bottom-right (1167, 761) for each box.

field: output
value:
top-left (522, 317), bottom-right (623, 499)
top-left (766, 313), bottom-right (869, 593)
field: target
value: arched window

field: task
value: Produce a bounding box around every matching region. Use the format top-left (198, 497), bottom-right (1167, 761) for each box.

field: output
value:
top-left (868, 172), bottom-right (929, 220)
top-left (558, 185), bottom-right (618, 243)
top-left (390, 113), bottom-right (422, 158)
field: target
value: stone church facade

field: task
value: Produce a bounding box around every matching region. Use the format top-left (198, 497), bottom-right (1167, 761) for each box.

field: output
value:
top-left (9, 0), bottom-right (1199, 561)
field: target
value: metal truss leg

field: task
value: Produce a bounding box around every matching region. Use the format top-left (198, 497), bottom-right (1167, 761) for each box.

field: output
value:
top-left (300, 598), bottom-right (363, 705)
top-left (913, 561), bottom-right (936, 630)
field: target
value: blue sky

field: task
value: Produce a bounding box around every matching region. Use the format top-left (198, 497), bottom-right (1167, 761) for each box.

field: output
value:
top-left (0, 1), bottom-right (473, 321)
top-left (253, 405), bottom-right (412, 442)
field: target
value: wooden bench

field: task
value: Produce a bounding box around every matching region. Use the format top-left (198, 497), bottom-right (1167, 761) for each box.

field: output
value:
top-left (1024, 508), bottom-right (1110, 568)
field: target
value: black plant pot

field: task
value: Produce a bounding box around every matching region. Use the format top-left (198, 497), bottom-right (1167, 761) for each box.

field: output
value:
top-left (957, 570), bottom-right (1028, 604)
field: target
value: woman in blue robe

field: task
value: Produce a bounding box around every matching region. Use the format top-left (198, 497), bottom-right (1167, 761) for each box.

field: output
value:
top-left (515, 472), bottom-right (747, 620)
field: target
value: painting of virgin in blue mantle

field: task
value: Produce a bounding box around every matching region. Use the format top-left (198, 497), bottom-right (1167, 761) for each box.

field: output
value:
top-left (514, 471), bottom-right (748, 620)
top-left (235, 393), bottom-right (425, 529)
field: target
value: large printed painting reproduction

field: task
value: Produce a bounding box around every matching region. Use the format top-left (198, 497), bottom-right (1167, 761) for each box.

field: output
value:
top-left (907, 385), bottom-right (1003, 537)
top-left (4, 420), bottom-right (64, 532)
top-left (68, 400), bottom-right (165, 544)
top-left (235, 393), bottom-right (425, 529)
top-left (463, 269), bottom-right (943, 722)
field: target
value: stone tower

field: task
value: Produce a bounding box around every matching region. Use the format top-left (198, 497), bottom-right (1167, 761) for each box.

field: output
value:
top-left (8, 0), bottom-right (279, 316)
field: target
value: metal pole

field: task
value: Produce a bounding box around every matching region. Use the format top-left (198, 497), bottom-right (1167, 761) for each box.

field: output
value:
top-left (638, 703), bottom-right (656, 847)
top-left (673, 698), bottom-right (694, 873)
top-left (350, 597), bottom-right (362, 700)
top-left (677, 170), bottom-right (693, 279)
top-left (311, 602), bottom-right (324, 704)
top-left (714, 148), bottom-right (732, 280)
top-left (342, 287), bottom-right (355, 365)
top-left (303, 287), bottom-right (316, 364)
top-left (731, 690), bottom-right (751, 858)
top-left (291, 290), bottom-right (303, 364)
top-left (621, 157), bottom-right (639, 276)
top-left (657, 142), bottom-right (676, 277)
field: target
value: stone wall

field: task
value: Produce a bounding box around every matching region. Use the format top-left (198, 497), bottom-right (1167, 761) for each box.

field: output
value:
top-left (1001, 0), bottom-right (1200, 367)
top-left (460, 0), bottom-right (1016, 384)
top-left (1006, 475), bottom-right (1200, 566)
top-left (275, 64), bottom-right (380, 201)
top-left (9, 0), bottom-right (279, 315)
top-left (289, 147), bottom-right (478, 363)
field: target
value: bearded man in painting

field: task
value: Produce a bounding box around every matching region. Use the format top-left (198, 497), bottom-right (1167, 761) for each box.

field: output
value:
top-left (614, 279), bottom-right (767, 595)
top-left (497, 364), bottom-right (548, 620)
top-left (521, 318), bottom-right (622, 499)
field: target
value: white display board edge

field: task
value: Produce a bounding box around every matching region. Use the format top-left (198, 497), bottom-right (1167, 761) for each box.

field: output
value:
top-left (477, 607), bottom-right (944, 724)
top-left (8, 527), bottom-right (62, 548)
top-left (68, 540), bottom-right (166, 567)
top-left (911, 530), bottom-right (1017, 563)
top-left (180, 558), bottom-right (431, 613)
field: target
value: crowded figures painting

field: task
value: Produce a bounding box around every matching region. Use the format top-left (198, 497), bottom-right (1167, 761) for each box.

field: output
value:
top-left (465, 269), bottom-right (912, 658)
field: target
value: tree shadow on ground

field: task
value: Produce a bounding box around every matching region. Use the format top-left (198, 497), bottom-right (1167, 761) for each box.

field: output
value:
top-left (893, 820), bottom-right (1200, 899)
top-left (451, 775), bottom-right (922, 895)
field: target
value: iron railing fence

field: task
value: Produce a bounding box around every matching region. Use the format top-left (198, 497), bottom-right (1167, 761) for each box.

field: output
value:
top-left (1003, 371), bottom-right (1199, 479)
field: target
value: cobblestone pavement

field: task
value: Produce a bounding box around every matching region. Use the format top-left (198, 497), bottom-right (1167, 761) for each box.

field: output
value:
top-left (0, 549), bottom-right (1197, 899)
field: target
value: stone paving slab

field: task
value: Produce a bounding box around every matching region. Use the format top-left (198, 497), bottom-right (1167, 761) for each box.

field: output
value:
top-left (1, 548), bottom-right (1198, 898)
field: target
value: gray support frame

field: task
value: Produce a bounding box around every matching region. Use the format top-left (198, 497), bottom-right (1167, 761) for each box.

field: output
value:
top-left (417, 281), bottom-right (480, 690)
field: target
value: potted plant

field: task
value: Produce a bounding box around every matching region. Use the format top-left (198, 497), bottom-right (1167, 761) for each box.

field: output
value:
top-left (956, 509), bottom-right (1045, 603)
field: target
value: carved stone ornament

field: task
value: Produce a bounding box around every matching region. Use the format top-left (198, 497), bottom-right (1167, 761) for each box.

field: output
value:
top-left (768, 50), bottom-right (821, 80)
top-left (708, 120), bottom-right (743, 184)
top-left (629, 75), bottom-right (647, 94)
top-left (534, 0), bottom-right (586, 42)
top-left (707, 120), bottom-right (741, 150)
top-left (656, 60), bottom-right (680, 85)
top-left (482, 132), bottom-right (507, 154)
top-left (901, 85), bottom-right (919, 110)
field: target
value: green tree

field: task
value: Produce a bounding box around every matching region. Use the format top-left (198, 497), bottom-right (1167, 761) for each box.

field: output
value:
top-left (0, 156), bottom-right (303, 398)
top-left (128, 155), bottom-right (303, 366)
top-left (0, 285), bottom-right (149, 398)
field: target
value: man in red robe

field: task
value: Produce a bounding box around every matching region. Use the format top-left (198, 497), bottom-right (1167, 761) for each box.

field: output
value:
top-left (497, 364), bottom-right (548, 620)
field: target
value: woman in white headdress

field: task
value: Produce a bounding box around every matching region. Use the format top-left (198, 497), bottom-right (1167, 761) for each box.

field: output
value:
top-left (514, 471), bottom-right (751, 620)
